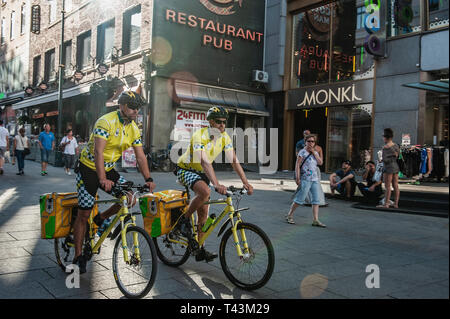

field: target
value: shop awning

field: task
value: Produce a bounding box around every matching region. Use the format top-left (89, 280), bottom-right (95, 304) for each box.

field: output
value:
top-left (175, 81), bottom-right (268, 117)
top-left (402, 79), bottom-right (449, 94)
top-left (0, 92), bottom-right (25, 107)
top-left (12, 79), bottom-right (104, 110)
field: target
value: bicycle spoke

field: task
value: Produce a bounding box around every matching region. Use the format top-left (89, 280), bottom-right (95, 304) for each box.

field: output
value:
top-left (113, 227), bottom-right (157, 298)
top-left (220, 223), bottom-right (274, 290)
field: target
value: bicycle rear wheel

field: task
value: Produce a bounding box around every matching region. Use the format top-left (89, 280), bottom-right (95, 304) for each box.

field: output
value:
top-left (219, 222), bottom-right (275, 290)
top-left (153, 232), bottom-right (190, 267)
top-left (112, 226), bottom-right (158, 299)
top-left (54, 236), bottom-right (76, 272)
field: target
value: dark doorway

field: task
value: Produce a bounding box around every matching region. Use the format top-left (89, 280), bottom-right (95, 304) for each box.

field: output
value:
top-left (294, 107), bottom-right (328, 171)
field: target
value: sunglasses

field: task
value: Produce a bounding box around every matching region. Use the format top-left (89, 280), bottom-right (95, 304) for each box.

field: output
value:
top-left (306, 140), bottom-right (315, 143)
top-left (214, 119), bottom-right (227, 125)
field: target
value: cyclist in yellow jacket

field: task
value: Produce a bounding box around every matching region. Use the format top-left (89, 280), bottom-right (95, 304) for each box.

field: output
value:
top-left (73, 91), bottom-right (155, 273)
top-left (176, 106), bottom-right (254, 262)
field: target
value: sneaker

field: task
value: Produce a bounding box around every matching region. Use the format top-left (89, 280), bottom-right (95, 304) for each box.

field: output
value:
top-left (41, 171), bottom-right (45, 176)
top-left (72, 255), bottom-right (87, 274)
top-left (44, 171), bottom-right (48, 175)
top-left (195, 247), bottom-right (218, 262)
top-left (68, 171), bottom-right (72, 176)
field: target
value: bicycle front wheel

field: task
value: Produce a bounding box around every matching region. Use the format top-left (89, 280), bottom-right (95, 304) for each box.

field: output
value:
top-left (219, 223), bottom-right (275, 290)
top-left (112, 226), bottom-right (158, 299)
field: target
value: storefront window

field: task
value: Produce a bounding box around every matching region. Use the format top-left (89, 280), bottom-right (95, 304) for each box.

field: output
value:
top-left (292, 8), bottom-right (331, 87)
top-left (326, 105), bottom-right (372, 172)
top-left (429, 0), bottom-right (449, 29)
top-left (292, 1), bottom-right (374, 88)
top-left (388, 0), bottom-right (422, 37)
top-left (331, 1), bottom-right (374, 82)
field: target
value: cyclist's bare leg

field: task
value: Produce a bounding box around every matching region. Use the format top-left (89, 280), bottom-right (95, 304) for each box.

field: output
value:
top-left (73, 208), bottom-right (91, 258)
top-left (184, 181), bottom-right (210, 218)
top-left (196, 203), bottom-right (209, 246)
top-left (96, 192), bottom-right (136, 220)
top-left (98, 203), bottom-right (121, 220)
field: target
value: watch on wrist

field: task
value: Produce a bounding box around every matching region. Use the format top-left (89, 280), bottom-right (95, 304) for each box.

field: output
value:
top-left (145, 177), bottom-right (153, 183)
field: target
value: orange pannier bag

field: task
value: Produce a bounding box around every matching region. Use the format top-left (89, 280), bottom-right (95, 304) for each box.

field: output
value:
top-left (40, 192), bottom-right (98, 239)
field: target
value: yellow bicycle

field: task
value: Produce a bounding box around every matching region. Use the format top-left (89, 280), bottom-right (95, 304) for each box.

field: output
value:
top-left (54, 182), bottom-right (158, 299)
top-left (153, 185), bottom-right (275, 290)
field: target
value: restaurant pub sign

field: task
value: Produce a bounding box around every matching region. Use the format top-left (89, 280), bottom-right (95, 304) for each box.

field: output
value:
top-left (152, 0), bottom-right (266, 90)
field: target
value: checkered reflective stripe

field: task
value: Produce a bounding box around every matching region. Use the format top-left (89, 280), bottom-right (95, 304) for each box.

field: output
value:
top-left (76, 172), bottom-right (96, 209)
top-left (176, 168), bottom-right (203, 189)
top-left (132, 138), bottom-right (142, 146)
top-left (84, 150), bottom-right (115, 169)
top-left (93, 128), bottom-right (110, 139)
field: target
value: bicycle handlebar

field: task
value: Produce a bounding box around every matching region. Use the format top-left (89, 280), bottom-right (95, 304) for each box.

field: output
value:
top-left (210, 184), bottom-right (247, 196)
top-left (111, 182), bottom-right (150, 197)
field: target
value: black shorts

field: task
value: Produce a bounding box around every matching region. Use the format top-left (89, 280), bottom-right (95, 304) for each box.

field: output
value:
top-left (176, 167), bottom-right (210, 191)
top-left (76, 162), bottom-right (127, 209)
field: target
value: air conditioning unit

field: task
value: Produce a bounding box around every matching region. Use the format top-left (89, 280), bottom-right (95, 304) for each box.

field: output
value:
top-left (252, 70), bottom-right (269, 83)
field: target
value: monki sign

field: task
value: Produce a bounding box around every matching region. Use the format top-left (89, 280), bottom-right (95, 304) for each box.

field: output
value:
top-left (288, 80), bottom-right (373, 110)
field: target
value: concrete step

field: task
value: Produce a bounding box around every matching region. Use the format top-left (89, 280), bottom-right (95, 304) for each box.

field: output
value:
top-left (352, 203), bottom-right (448, 219)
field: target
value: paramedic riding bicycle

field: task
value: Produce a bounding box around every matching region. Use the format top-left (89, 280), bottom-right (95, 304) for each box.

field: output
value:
top-left (175, 106), bottom-right (254, 262)
top-left (73, 91), bottom-right (156, 273)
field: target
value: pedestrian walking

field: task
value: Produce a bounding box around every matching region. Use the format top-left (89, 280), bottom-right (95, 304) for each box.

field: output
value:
top-left (60, 129), bottom-right (79, 175)
top-left (285, 134), bottom-right (326, 227)
top-left (13, 128), bottom-right (29, 175)
top-left (0, 120), bottom-right (9, 175)
top-left (38, 124), bottom-right (55, 176)
top-left (377, 128), bottom-right (400, 209)
top-left (305, 134), bottom-right (327, 207)
top-left (329, 160), bottom-right (357, 200)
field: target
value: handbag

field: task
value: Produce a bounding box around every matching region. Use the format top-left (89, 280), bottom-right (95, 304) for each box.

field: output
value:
top-left (20, 136), bottom-right (31, 156)
top-left (59, 137), bottom-right (68, 152)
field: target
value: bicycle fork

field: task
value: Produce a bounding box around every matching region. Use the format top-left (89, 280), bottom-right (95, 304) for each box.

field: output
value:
top-left (227, 200), bottom-right (250, 259)
top-left (119, 205), bottom-right (140, 264)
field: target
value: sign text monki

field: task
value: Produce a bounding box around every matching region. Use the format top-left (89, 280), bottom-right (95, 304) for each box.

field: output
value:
top-left (297, 84), bottom-right (362, 107)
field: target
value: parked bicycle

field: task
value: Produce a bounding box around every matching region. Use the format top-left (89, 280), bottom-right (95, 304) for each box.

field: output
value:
top-left (54, 182), bottom-right (158, 299)
top-left (144, 144), bottom-right (173, 172)
top-left (153, 185), bottom-right (275, 290)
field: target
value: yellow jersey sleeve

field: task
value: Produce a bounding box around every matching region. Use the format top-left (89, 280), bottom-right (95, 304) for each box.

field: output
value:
top-left (131, 122), bottom-right (143, 147)
top-left (92, 118), bottom-right (111, 141)
top-left (223, 133), bottom-right (233, 152)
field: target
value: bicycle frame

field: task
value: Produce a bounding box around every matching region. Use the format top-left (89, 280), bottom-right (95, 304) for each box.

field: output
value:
top-left (171, 195), bottom-right (250, 258)
top-left (89, 195), bottom-right (139, 264)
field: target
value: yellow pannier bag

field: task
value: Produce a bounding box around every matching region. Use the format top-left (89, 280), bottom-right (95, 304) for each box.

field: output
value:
top-left (140, 190), bottom-right (188, 237)
top-left (40, 192), bottom-right (99, 239)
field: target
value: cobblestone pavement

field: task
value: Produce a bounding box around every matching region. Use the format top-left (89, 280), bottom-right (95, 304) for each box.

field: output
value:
top-left (0, 161), bottom-right (448, 299)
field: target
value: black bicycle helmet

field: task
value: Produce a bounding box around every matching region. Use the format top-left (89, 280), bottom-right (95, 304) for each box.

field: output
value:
top-left (206, 106), bottom-right (229, 120)
top-left (118, 91), bottom-right (146, 109)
